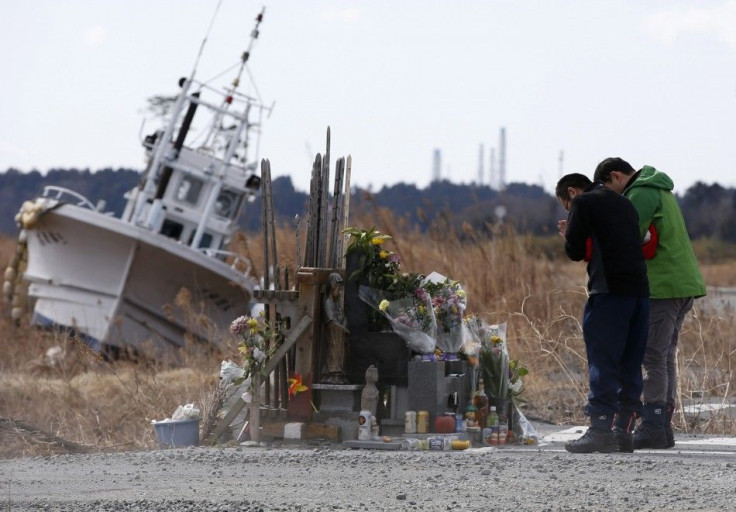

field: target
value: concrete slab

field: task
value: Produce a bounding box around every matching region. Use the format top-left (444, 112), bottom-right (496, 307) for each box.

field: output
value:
top-left (343, 439), bottom-right (403, 450)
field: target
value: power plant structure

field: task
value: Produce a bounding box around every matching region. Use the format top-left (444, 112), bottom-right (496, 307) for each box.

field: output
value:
top-left (432, 148), bottom-right (442, 182)
top-left (432, 126), bottom-right (506, 189)
top-left (477, 144), bottom-right (484, 185)
top-left (498, 127), bottom-right (506, 191)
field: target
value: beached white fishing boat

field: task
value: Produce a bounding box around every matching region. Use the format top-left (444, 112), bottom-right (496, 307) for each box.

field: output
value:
top-left (6, 10), bottom-right (269, 356)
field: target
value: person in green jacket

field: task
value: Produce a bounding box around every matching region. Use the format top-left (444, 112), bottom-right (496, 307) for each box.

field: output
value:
top-left (594, 157), bottom-right (706, 449)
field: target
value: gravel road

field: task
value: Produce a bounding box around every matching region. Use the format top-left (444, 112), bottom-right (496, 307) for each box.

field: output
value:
top-left (3, 430), bottom-right (736, 512)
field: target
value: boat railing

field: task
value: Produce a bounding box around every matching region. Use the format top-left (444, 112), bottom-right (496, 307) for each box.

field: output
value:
top-left (41, 186), bottom-right (99, 211)
top-left (199, 248), bottom-right (253, 275)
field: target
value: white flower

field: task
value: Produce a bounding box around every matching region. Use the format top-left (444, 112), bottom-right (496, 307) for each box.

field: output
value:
top-left (253, 347), bottom-right (266, 363)
top-left (510, 379), bottom-right (523, 394)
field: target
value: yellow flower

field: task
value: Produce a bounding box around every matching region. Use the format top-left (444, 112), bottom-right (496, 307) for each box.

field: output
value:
top-left (379, 299), bottom-right (390, 311)
top-left (379, 250), bottom-right (389, 259)
top-left (371, 237), bottom-right (385, 245)
top-left (491, 335), bottom-right (502, 344)
top-left (457, 289), bottom-right (466, 298)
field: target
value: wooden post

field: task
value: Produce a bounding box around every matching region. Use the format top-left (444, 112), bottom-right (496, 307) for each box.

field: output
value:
top-left (339, 155), bottom-right (352, 270)
top-left (289, 267), bottom-right (336, 421)
top-left (249, 374), bottom-right (261, 442)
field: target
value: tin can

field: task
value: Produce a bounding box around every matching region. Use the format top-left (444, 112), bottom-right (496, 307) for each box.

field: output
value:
top-left (428, 437), bottom-right (444, 451)
top-left (404, 411), bottom-right (417, 434)
top-left (417, 410), bottom-right (429, 434)
top-left (358, 410), bottom-right (372, 440)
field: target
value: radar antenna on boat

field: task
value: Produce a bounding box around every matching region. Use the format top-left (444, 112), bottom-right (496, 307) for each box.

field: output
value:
top-left (200, 7), bottom-right (268, 155)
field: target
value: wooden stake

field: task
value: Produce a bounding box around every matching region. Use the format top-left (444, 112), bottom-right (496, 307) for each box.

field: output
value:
top-left (339, 155), bottom-right (352, 270)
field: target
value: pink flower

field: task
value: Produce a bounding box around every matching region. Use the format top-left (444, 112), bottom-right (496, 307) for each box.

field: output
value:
top-left (229, 316), bottom-right (249, 336)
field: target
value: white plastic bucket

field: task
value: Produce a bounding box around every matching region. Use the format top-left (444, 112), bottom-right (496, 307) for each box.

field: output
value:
top-left (152, 419), bottom-right (200, 449)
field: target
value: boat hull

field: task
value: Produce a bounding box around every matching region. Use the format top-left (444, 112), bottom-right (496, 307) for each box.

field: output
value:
top-left (23, 203), bottom-right (255, 355)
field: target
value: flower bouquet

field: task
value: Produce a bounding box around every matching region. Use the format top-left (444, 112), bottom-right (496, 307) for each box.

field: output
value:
top-left (343, 226), bottom-right (401, 331)
top-left (462, 314), bottom-right (487, 366)
top-left (343, 226), bottom-right (400, 290)
top-left (229, 313), bottom-right (281, 403)
top-left (359, 285), bottom-right (436, 355)
top-left (477, 322), bottom-right (509, 406)
top-left (421, 272), bottom-right (467, 356)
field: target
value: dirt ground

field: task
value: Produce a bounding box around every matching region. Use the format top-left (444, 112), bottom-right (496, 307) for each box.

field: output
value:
top-left (2, 420), bottom-right (735, 512)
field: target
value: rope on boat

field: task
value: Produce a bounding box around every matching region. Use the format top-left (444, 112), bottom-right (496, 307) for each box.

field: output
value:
top-left (3, 229), bottom-right (29, 322)
top-left (3, 201), bottom-right (43, 321)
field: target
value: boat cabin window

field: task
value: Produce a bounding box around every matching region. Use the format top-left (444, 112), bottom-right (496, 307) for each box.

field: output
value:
top-left (188, 231), bottom-right (213, 249)
top-left (214, 189), bottom-right (243, 219)
top-left (160, 219), bottom-right (184, 240)
top-left (176, 176), bottom-right (204, 206)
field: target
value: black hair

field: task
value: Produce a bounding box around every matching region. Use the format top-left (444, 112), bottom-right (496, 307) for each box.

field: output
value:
top-left (593, 157), bottom-right (636, 183)
top-left (555, 173), bottom-right (592, 201)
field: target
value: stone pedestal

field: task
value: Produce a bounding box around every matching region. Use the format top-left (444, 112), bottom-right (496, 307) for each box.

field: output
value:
top-left (347, 331), bottom-right (410, 386)
top-left (380, 418), bottom-right (406, 437)
top-left (313, 411), bottom-right (360, 442)
top-left (407, 360), bottom-right (447, 427)
top-left (389, 385), bottom-right (409, 420)
top-left (312, 383), bottom-right (363, 412)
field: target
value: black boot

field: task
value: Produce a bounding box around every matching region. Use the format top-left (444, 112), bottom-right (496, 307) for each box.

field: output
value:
top-left (613, 409), bottom-right (637, 453)
top-left (633, 403), bottom-right (667, 449)
top-left (664, 403), bottom-right (675, 449)
top-left (565, 413), bottom-right (616, 454)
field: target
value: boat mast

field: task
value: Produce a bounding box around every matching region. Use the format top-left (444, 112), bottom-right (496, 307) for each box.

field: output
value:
top-left (190, 8), bottom-right (266, 250)
top-left (129, 1), bottom-right (226, 227)
top-left (200, 7), bottom-right (265, 157)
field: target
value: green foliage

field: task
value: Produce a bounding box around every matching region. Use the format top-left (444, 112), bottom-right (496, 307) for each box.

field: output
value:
top-left (343, 226), bottom-right (399, 291)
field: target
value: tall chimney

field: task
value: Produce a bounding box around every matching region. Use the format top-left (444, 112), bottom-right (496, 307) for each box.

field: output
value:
top-left (432, 148), bottom-right (442, 182)
top-left (499, 127), bottom-right (506, 190)
top-left (477, 144), bottom-right (484, 185)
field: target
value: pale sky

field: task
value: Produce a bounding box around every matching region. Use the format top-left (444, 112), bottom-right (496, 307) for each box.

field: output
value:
top-left (2, 0), bottom-right (736, 195)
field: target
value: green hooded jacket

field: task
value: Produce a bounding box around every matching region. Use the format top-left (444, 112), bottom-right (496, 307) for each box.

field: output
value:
top-left (624, 166), bottom-right (706, 299)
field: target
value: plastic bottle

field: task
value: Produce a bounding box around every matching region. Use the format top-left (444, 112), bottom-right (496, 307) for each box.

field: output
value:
top-left (455, 411), bottom-right (466, 433)
top-left (486, 405), bottom-right (499, 446)
top-left (497, 410), bottom-right (508, 446)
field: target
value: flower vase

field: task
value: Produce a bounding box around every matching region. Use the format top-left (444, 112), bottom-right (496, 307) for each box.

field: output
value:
top-left (287, 374), bottom-right (314, 422)
top-left (344, 252), bottom-right (370, 332)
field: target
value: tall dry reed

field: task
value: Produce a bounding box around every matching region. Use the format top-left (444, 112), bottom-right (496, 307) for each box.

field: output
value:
top-left (1, 207), bottom-right (735, 456)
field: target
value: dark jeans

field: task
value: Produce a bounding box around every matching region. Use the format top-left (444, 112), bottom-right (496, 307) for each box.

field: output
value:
top-left (582, 293), bottom-right (650, 417)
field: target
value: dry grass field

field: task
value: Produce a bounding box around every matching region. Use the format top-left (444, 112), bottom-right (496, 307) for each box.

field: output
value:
top-left (2, 210), bottom-right (735, 458)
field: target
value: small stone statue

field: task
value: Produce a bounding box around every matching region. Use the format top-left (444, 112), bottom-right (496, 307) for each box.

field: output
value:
top-left (322, 272), bottom-right (350, 384)
top-left (361, 365), bottom-right (379, 418)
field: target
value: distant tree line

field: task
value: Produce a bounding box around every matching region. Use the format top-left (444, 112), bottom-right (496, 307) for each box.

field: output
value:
top-left (0, 167), bottom-right (734, 242)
